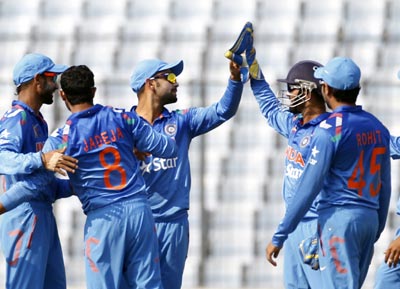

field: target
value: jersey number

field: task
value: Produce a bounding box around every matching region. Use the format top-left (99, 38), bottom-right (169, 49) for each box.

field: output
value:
top-left (347, 147), bottom-right (386, 197)
top-left (99, 147), bottom-right (127, 190)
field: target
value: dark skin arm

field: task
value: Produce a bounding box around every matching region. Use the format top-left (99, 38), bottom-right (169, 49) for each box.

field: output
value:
top-left (384, 236), bottom-right (400, 268)
top-left (41, 147), bottom-right (78, 176)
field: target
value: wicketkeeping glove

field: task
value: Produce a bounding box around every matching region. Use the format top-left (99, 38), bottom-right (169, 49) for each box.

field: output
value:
top-left (224, 22), bottom-right (253, 83)
top-left (299, 234), bottom-right (320, 270)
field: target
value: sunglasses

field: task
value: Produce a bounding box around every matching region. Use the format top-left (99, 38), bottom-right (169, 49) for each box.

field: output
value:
top-left (42, 71), bottom-right (58, 82)
top-left (149, 72), bottom-right (177, 84)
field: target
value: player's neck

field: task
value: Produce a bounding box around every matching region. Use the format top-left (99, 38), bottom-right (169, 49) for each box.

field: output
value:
top-left (302, 105), bottom-right (326, 124)
top-left (70, 103), bottom-right (93, 114)
top-left (136, 97), bottom-right (163, 125)
top-left (18, 91), bottom-right (42, 114)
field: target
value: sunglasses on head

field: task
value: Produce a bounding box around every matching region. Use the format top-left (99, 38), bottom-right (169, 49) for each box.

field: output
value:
top-left (149, 72), bottom-right (177, 84)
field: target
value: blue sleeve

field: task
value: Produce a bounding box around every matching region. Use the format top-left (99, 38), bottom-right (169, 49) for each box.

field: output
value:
top-left (131, 114), bottom-right (177, 158)
top-left (0, 110), bottom-right (43, 174)
top-left (376, 148), bottom-right (392, 241)
top-left (188, 79), bottom-right (243, 137)
top-left (250, 78), bottom-right (294, 138)
top-left (272, 131), bottom-right (335, 247)
top-left (0, 170), bottom-right (52, 210)
top-left (54, 178), bottom-right (74, 199)
top-left (390, 135), bottom-right (400, 159)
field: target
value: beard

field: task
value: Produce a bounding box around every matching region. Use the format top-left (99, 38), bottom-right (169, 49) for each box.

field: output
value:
top-left (162, 91), bottom-right (178, 105)
top-left (40, 82), bottom-right (57, 105)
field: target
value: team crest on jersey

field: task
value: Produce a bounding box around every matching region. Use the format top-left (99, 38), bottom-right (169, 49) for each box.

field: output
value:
top-left (164, 124), bottom-right (177, 136)
top-left (300, 136), bottom-right (311, 148)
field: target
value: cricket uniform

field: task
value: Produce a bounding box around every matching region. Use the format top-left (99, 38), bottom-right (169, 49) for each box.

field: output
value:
top-left (251, 78), bottom-right (326, 288)
top-left (374, 135), bottom-right (400, 289)
top-left (0, 100), bottom-right (71, 289)
top-left (271, 105), bottom-right (391, 289)
top-left (46, 104), bottom-right (177, 289)
top-left (131, 78), bottom-right (243, 289)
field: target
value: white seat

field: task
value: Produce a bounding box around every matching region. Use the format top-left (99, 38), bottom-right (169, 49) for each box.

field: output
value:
top-left (213, 0), bottom-right (257, 20)
top-left (71, 39), bottom-right (118, 79)
top-left (341, 0), bottom-right (385, 42)
top-left (115, 40), bottom-right (161, 75)
top-left (82, 0), bottom-right (126, 19)
top-left (0, 0), bottom-right (40, 19)
top-left (126, 0), bottom-right (171, 21)
top-left (41, 0), bottom-right (83, 20)
top-left (290, 41), bottom-right (336, 66)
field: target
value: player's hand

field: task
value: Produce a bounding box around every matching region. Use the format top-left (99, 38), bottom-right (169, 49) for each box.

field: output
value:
top-left (0, 202), bottom-right (6, 215)
top-left (266, 241), bottom-right (281, 267)
top-left (134, 148), bottom-right (151, 161)
top-left (42, 147), bottom-right (78, 176)
top-left (384, 236), bottom-right (400, 267)
top-left (230, 61), bottom-right (241, 81)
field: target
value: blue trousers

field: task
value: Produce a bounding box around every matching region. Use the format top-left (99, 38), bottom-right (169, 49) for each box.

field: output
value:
top-left (155, 216), bottom-right (189, 289)
top-left (284, 218), bottom-right (322, 289)
top-left (84, 198), bottom-right (163, 289)
top-left (0, 202), bottom-right (66, 289)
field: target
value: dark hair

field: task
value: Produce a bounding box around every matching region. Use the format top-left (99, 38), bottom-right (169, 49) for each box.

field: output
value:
top-left (331, 86), bottom-right (361, 103)
top-left (60, 65), bottom-right (95, 105)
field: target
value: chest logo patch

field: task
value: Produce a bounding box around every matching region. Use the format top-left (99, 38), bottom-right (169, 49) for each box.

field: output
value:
top-left (164, 124), bottom-right (177, 136)
top-left (300, 135), bottom-right (311, 148)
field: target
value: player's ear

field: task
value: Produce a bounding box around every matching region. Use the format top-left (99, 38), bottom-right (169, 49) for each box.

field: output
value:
top-left (59, 89), bottom-right (67, 101)
top-left (91, 87), bottom-right (96, 98)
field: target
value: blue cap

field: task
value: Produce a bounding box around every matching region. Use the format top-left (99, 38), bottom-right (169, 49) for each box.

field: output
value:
top-left (314, 57), bottom-right (361, 90)
top-left (130, 59), bottom-right (184, 93)
top-left (13, 53), bottom-right (69, 87)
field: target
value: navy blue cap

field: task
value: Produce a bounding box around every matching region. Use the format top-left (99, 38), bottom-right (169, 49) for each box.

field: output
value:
top-left (277, 60), bottom-right (322, 86)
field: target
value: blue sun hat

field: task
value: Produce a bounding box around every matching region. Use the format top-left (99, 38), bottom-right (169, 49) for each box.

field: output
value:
top-left (314, 57), bottom-right (361, 90)
top-left (130, 59), bottom-right (184, 93)
top-left (13, 53), bottom-right (69, 87)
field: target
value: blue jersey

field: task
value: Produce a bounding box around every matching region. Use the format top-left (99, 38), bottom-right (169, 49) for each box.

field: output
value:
top-left (0, 100), bottom-right (71, 204)
top-left (132, 79), bottom-right (243, 221)
top-left (390, 135), bottom-right (400, 216)
top-left (272, 105), bottom-right (391, 247)
top-left (46, 104), bottom-right (177, 214)
top-left (251, 78), bottom-right (330, 218)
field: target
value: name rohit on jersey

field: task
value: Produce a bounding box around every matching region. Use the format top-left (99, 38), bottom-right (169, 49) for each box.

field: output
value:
top-left (83, 127), bottom-right (124, 152)
top-left (356, 130), bottom-right (383, 147)
top-left (140, 157), bottom-right (178, 174)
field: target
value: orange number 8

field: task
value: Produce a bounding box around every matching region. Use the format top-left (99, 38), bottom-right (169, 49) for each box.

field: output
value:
top-left (99, 147), bottom-right (127, 190)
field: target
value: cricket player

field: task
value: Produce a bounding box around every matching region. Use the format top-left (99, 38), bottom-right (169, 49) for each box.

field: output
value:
top-left (265, 57), bottom-right (391, 289)
top-left (45, 65), bottom-right (177, 289)
top-left (226, 25), bottom-right (327, 287)
top-left (129, 37), bottom-right (244, 288)
top-left (374, 70), bottom-right (400, 289)
top-left (0, 53), bottom-right (78, 289)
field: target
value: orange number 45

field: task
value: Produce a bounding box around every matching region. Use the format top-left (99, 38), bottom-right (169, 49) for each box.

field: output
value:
top-left (348, 147), bottom-right (386, 197)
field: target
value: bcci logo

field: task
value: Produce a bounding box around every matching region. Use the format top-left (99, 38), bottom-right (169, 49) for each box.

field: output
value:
top-left (300, 135), bottom-right (311, 147)
top-left (164, 124), bottom-right (177, 136)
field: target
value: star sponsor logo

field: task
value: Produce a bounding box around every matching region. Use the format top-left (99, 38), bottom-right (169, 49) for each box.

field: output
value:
top-left (285, 163), bottom-right (303, 179)
top-left (140, 157), bottom-right (178, 174)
